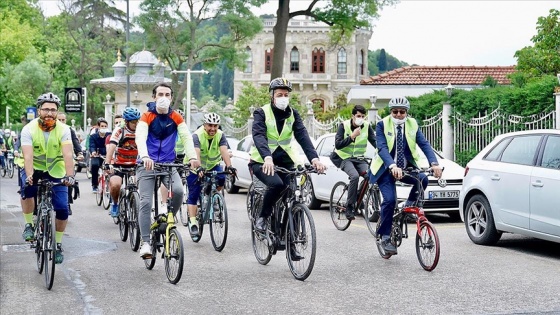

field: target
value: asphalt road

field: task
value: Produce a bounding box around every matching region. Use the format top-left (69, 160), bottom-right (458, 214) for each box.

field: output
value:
top-left (1, 171), bottom-right (559, 315)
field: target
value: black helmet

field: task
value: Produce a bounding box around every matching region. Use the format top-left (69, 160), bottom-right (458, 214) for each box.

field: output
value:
top-left (269, 77), bottom-right (292, 92)
top-left (36, 92), bottom-right (61, 108)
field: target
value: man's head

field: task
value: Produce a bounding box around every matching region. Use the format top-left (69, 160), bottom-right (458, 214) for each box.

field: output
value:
top-left (57, 113), bottom-right (67, 124)
top-left (352, 105), bottom-right (367, 126)
top-left (114, 114), bottom-right (124, 127)
top-left (203, 113), bottom-right (221, 137)
top-left (152, 82), bottom-right (173, 114)
top-left (36, 92), bottom-right (61, 131)
top-left (122, 107), bottom-right (141, 132)
top-left (97, 117), bottom-right (109, 135)
top-left (269, 77), bottom-right (292, 111)
top-left (388, 97), bottom-right (410, 125)
top-left (20, 115), bottom-right (28, 125)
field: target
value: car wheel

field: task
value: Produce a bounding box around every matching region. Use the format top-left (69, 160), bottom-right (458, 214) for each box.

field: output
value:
top-left (225, 174), bottom-right (239, 194)
top-left (464, 194), bottom-right (502, 245)
top-left (302, 177), bottom-right (321, 209)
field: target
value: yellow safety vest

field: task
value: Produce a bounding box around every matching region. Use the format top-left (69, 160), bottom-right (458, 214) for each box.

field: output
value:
top-left (195, 127), bottom-right (223, 169)
top-left (334, 120), bottom-right (370, 159)
top-left (20, 120), bottom-right (67, 178)
top-left (250, 104), bottom-right (301, 165)
top-left (370, 116), bottom-right (421, 175)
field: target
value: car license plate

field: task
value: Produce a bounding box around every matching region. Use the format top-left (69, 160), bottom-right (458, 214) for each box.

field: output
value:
top-left (428, 190), bottom-right (459, 199)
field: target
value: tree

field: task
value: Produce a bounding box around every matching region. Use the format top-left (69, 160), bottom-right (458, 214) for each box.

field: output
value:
top-left (514, 9), bottom-right (560, 77)
top-left (270, 0), bottom-right (397, 79)
top-left (377, 48), bottom-right (387, 72)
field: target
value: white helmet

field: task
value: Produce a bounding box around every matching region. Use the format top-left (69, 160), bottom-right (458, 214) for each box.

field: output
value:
top-left (203, 113), bottom-right (221, 124)
top-left (388, 97), bottom-right (410, 110)
top-left (4, 129), bottom-right (10, 134)
top-left (10, 131), bottom-right (16, 137)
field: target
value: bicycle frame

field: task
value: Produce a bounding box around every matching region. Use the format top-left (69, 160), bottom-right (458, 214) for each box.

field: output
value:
top-left (199, 170), bottom-right (228, 223)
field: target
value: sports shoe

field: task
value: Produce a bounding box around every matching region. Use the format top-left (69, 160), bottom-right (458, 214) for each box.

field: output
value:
top-left (381, 237), bottom-right (397, 255)
top-left (289, 244), bottom-right (304, 261)
top-left (22, 223), bottom-right (34, 241)
top-left (255, 217), bottom-right (267, 233)
top-left (92, 187), bottom-right (98, 194)
top-left (110, 204), bottom-right (119, 217)
top-left (55, 243), bottom-right (64, 264)
top-left (345, 207), bottom-right (355, 220)
top-left (68, 204), bottom-right (72, 215)
top-left (189, 219), bottom-right (199, 235)
top-left (139, 242), bottom-right (152, 259)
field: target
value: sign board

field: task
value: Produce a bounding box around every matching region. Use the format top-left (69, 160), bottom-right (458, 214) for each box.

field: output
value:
top-left (64, 87), bottom-right (82, 113)
top-left (26, 107), bottom-right (37, 120)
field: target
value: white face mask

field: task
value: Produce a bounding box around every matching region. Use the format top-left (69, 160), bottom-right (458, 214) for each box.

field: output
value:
top-left (354, 118), bottom-right (364, 126)
top-left (274, 97), bottom-right (290, 111)
top-left (391, 116), bottom-right (407, 125)
top-left (99, 128), bottom-right (110, 134)
top-left (156, 97), bottom-right (171, 114)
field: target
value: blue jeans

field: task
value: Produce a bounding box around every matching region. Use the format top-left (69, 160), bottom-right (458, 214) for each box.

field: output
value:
top-left (20, 170), bottom-right (69, 221)
top-left (186, 165), bottom-right (225, 205)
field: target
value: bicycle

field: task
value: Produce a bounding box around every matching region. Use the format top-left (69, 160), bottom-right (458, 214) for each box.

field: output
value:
top-left (29, 179), bottom-right (66, 290)
top-left (112, 166), bottom-right (141, 251)
top-left (94, 156), bottom-right (111, 210)
top-left (375, 168), bottom-right (441, 271)
top-left (248, 164), bottom-right (319, 281)
top-left (329, 157), bottom-right (381, 235)
top-left (143, 162), bottom-right (185, 284)
top-left (5, 150), bottom-right (15, 178)
top-left (181, 168), bottom-right (232, 252)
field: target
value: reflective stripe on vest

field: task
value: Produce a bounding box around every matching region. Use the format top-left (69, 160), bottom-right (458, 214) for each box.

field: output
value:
top-left (249, 104), bottom-right (301, 165)
top-left (370, 116), bottom-right (421, 175)
top-left (334, 120), bottom-right (369, 159)
top-left (24, 120), bottom-right (67, 178)
top-left (195, 127), bottom-right (223, 169)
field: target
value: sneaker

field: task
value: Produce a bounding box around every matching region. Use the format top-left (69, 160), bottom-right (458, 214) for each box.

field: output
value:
top-left (92, 187), bottom-right (98, 194)
top-left (345, 207), bottom-right (355, 220)
top-left (289, 245), bottom-right (304, 261)
top-left (189, 219), bottom-right (199, 235)
top-left (255, 217), bottom-right (267, 233)
top-left (110, 204), bottom-right (119, 217)
top-left (22, 223), bottom-right (34, 241)
top-left (55, 243), bottom-right (64, 264)
top-left (139, 242), bottom-right (152, 259)
top-left (381, 237), bottom-right (397, 255)
top-left (68, 204), bottom-right (72, 216)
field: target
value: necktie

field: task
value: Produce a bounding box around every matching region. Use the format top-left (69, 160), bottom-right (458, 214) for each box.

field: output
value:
top-left (396, 125), bottom-right (405, 168)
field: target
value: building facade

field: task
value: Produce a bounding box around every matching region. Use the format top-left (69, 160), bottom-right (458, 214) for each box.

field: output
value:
top-left (233, 17), bottom-right (372, 110)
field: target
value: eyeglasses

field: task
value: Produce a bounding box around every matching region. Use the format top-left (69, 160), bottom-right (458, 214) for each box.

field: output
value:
top-left (391, 109), bottom-right (407, 115)
top-left (40, 108), bottom-right (58, 114)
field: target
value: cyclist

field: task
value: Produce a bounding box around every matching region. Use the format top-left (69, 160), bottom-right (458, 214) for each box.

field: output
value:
top-left (57, 113), bottom-right (83, 215)
top-left (103, 107), bottom-right (140, 217)
top-left (19, 92), bottom-right (75, 263)
top-left (368, 96), bottom-right (442, 255)
top-left (1, 128), bottom-right (13, 170)
top-left (89, 117), bottom-right (111, 193)
top-left (136, 82), bottom-right (200, 258)
top-left (186, 112), bottom-right (236, 235)
top-left (0, 131), bottom-right (5, 170)
top-left (332, 104), bottom-right (377, 220)
top-left (250, 77), bottom-right (326, 233)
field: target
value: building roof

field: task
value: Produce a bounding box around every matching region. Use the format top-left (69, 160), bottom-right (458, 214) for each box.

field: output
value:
top-left (360, 66), bottom-right (516, 86)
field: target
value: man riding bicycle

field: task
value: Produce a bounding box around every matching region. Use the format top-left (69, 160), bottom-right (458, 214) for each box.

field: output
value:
top-left (368, 96), bottom-right (442, 255)
top-left (186, 112), bottom-right (236, 235)
top-left (104, 107), bottom-right (141, 218)
top-left (18, 92), bottom-right (75, 264)
top-left (136, 82), bottom-right (200, 258)
top-left (249, 77), bottom-right (326, 233)
top-left (89, 117), bottom-right (111, 193)
top-left (332, 104), bottom-right (377, 220)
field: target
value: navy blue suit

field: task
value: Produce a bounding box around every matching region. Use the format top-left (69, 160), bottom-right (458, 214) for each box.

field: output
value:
top-left (370, 119), bottom-right (438, 236)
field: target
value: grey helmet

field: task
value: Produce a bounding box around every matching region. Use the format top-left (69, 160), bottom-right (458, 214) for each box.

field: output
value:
top-left (388, 97), bottom-right (410, 110)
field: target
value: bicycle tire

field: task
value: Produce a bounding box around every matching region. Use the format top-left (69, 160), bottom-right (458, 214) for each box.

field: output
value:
top-left (210, 192), bottom-right (228, 252)
top-left (246, 183), bottom-right (254, 221)
top-left (118, 196), bottom-right (128, 242)
top-left (189, 196), bottom-right (204, 243)
top-left (44, 209), bottom-right (56, 290)
top-left (416, 221), bottom-right (440, 271)
top-left (374, 219), bottom-right (393, 259)
top-left (102, 175), bottom-right (111, 210)
top-left (1, 166), bottom-right (5, 177)
top-left (7, 162), bottom-right (14, 178)
top-left (164, 228), bottom-right (184, 284)
top-left (144, 231), bottom-right (157, 270)
top-left (251, 195), bottom-right (272, 265)
top-left (329, 181), bottom-right (351, 231)
top-left (179, 183), bottom-right (189, 226)
top-left (96, 176), bottom-right (103, 206)
top-left (286, 203), bottom-right (317, 281)
top-left (364, 187), bottom-right (382, 236)
top-left (128, 192), bottom-right (141, 251)
top-left (35, 218), bottom-right (44, 274)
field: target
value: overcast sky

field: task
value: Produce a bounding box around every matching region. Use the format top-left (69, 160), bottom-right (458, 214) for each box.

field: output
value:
top-left (39, 0), bottom-right (555, 67)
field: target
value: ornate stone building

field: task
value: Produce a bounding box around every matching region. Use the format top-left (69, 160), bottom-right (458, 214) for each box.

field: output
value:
top-left (233, 17), bottom-right (372, 111)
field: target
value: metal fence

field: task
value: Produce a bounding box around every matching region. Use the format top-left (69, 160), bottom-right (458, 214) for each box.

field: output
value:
top-left (222, 121), bottom-right (250, 140)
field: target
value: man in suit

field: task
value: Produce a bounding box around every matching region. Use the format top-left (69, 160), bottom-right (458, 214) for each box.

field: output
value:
top-left (368, 96), bottom-right (443, 255)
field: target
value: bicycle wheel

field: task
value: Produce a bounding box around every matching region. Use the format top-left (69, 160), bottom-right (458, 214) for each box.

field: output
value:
top-left (210, 192), bottom-right (228, 252)
top-left (164, 228), bottom-right (184, 284)
top-left (251, 195), bottom-right (272, 265)
top-left (329, 181), bottom-right (351, 231)
top-left (102, 176), bottom-right (111, 210)
top-left (128, 192), bottom-right (141, 251)
top-left (1, 165), bottom-right (5, 177)
top-left (144, 231), bottom-right (157, 270)
top-left (96, 176), bottom-right (103, 206)
top-left (35, 218), bottom-right (44, 274)
top-left (364, 187), bottom-right (382, 236)
top-left (416, 221), bottom-right (440, 271)
top-left (44, 210), bottom-right (56, 290)
top-left (179, 183), bottom-right (189, 226)
top-left (286, 203), bottom-right (317, 281)
top-left (246, 183), bottom-right (254, 221)
top-left (7, 161), bottom-right (14, 178)
top-left (118, 196), bottom-right (128, 242)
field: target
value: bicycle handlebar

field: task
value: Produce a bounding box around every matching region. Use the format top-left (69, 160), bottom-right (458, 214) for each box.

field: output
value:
top-left (274, 164), bottom-right (319, 175)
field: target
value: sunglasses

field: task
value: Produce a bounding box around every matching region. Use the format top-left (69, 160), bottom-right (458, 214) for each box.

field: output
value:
top-left (391, 109), bottom-right (407, 115)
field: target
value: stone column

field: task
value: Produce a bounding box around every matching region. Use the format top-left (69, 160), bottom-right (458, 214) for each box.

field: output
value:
top-left (103, 94), bottom-right (114, 130)
top-left (442, 101), bottom-right (454, 160)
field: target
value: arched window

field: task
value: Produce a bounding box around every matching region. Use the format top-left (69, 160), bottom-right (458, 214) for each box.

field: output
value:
top-left (313, 98), bottom-right (326, 111)
top-left (244, 47), bottom-right (252, 73)
top-left (312, 47), bottom-right (325, 73)
top-left (290, 47), bottom-right (299, 72)
top-left (358, 50), bottom-right (364, 75)
top-left (337, 48), bottom-right (347, 74)
top-left (265, 48), bottom-right (274, 73)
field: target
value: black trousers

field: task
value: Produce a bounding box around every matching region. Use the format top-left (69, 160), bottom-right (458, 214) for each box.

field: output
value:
top-left (90, 157), bottom-right (103, 188)
top-left (251, 163), bottom-right (291, 218)
top-left (340, 158), bottom-right (369, 210)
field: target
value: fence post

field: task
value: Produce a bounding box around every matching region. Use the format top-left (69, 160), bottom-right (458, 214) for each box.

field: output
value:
top-left (442, 101), bottom-right (454, 160)
top-left (307, 109), bottom-right (315, 139)
top-left (555, 91), bottom-right (560, 130)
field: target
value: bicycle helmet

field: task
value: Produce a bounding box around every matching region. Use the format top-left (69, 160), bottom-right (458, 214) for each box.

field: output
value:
top-left (269, 77), bottom-right (292, 92)
top-left (203, 112), bottom-right (221, 124)
top-left (36, 92), bottom-right (61, 108)
top-left (388, 97), bottom-right (410, 110)
top-left (122, 107), bottom-right (141, 121)
top-left (4, 128), bottom-right (10, 134)
top-left (97, 117), bottom-right (108, 125)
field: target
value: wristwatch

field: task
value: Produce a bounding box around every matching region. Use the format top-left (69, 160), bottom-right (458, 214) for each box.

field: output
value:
top-left (431, 162), bottom-right (439, 166)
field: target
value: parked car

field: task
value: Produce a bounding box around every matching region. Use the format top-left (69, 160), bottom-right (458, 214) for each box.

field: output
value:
top-left (225, 135), bottom-right (312, 193)
top-left (305, 133), bottom-right (465, 218)
top-left (459, 130), bottom-right (560, 245)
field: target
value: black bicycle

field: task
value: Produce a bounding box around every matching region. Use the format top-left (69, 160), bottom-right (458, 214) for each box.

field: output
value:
top-left (113, 166), bottom-right (141, 251)
top-left (248, 165), bottom-right (319, 281)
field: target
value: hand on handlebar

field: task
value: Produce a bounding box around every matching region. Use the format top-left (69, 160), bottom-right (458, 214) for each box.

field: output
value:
top-left (142, 157), bottom-right (154, 170)
top-left (189, 158), bottom-right (201, 170)
top-left (391, 166), bottom-right (403, 180)
top-left (226, 165), bottom-right (237, 177)
top-left (62, 176), bottom-right (75, 187)
top-left (312, 159), bottom-right (326, 174)
top-left (196, 166), bottom-right (205, 178)
top-left (431, 164), bottom-right (443, 179)
top-left (262, 157), bottom-right (274, 176)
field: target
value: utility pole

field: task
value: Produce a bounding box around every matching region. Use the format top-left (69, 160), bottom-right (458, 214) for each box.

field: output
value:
top-left (171, 69), bottom-right (209, 130)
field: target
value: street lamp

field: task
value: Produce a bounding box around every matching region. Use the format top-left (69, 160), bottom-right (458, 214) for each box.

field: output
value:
top-left (71, 119), bottom-right (75, 128)
top-left (368, 94), bottom-right (377, 124)
top-left (87, 117), bottom-right (92, 127)
top-left (306, 100), bottom-right (313, 115)
top-left (134, 90), bottom-right (138, 100)
top-left (249, 105), bottom-right (255, 118)
top-left (445, 83), bottom-right (454, 98)
top-left (182, 97), bottom-right (187, 115)
top-left (106, 94), bottom-right (111, 102)
top-left (5, 106), bottom-right (10, 127)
